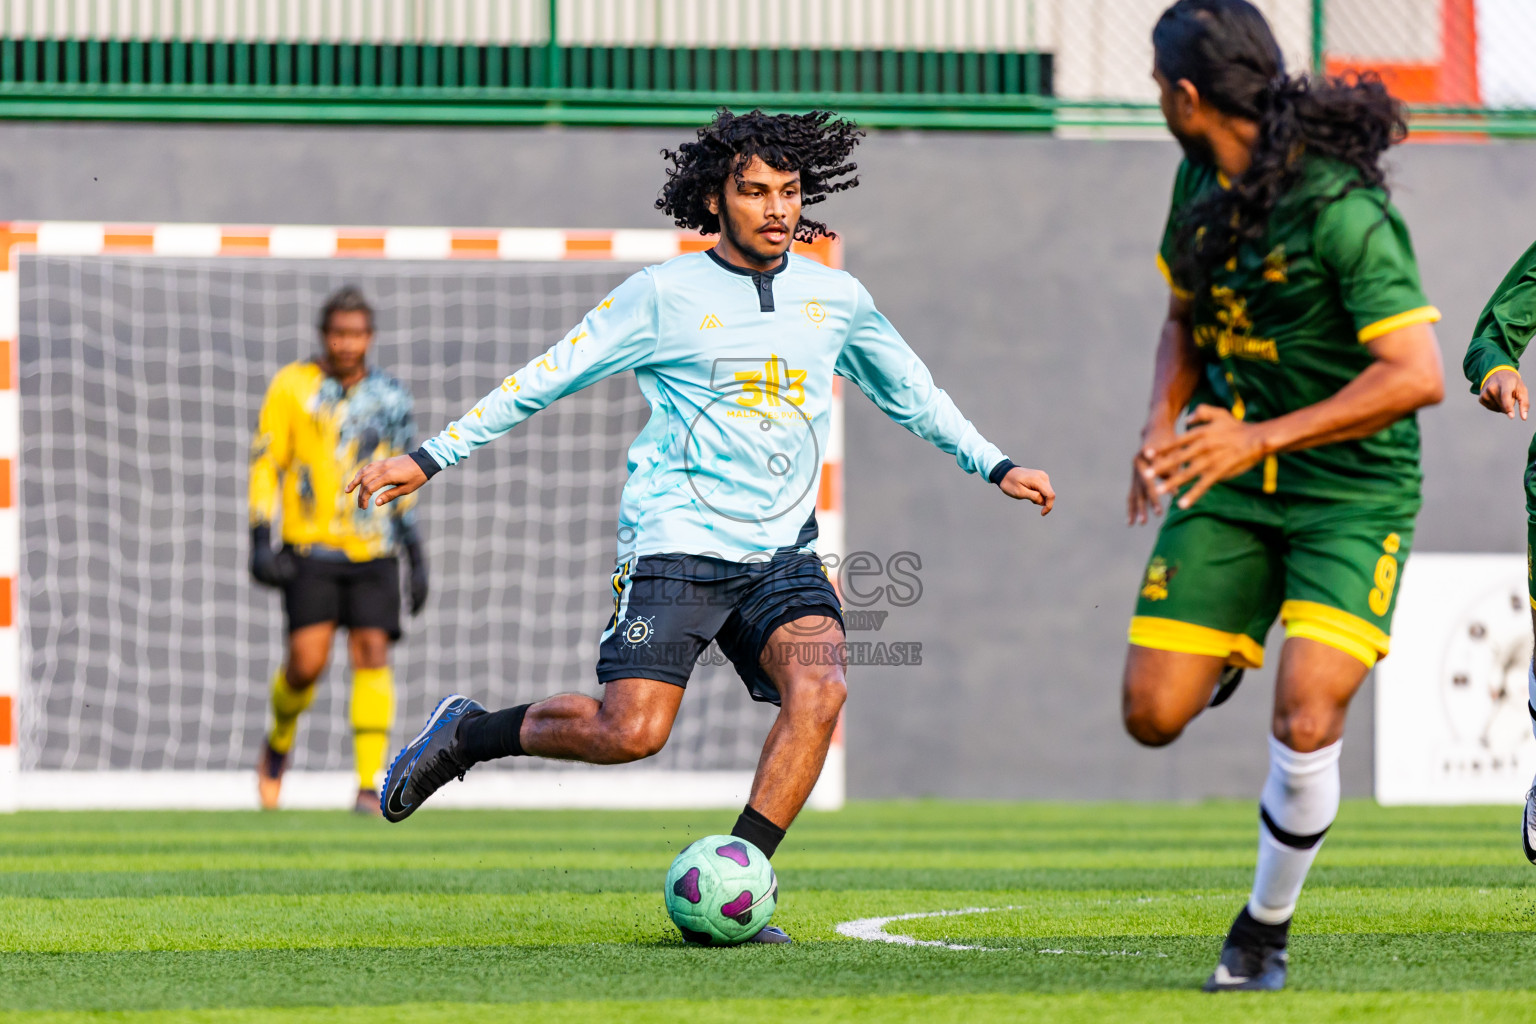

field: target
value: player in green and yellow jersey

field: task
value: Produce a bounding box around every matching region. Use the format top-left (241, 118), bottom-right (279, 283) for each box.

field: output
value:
top-left (248, 286), bottom-right (428, 813)
top-left (1124, 0), bottom-right (1445, 992)
top-left (1463, 241), bottom-right (1536, 864)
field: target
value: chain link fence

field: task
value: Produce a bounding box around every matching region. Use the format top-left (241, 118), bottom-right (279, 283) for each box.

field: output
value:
top-left (0, 5), bottom-right (1531, 151)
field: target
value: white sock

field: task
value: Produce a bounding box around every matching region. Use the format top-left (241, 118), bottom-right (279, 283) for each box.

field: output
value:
top-left (1528, 661), bottom-right (1536, 743)
top-left (1248, 734), bottom-right (1341, 925)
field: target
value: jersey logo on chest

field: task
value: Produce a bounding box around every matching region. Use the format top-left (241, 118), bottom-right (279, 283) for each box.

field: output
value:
top-left (1195, 286), bottom-right (1280, 364)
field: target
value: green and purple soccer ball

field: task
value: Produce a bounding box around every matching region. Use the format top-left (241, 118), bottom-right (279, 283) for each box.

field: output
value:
top-left (664, 834), bottom-right (778, 945)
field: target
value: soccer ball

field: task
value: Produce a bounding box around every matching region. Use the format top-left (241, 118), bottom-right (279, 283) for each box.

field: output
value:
top-left (664, 834), bottom-right (778, 945)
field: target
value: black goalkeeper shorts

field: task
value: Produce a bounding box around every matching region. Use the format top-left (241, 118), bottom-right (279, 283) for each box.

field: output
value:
top-left (596, 550), bottom-right (844, 706)
top-left (282, 551), bottom-right (402, 640)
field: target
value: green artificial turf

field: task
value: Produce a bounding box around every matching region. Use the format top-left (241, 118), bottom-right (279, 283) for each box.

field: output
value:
top-left (0, 801), bottom-right (1530, 1022)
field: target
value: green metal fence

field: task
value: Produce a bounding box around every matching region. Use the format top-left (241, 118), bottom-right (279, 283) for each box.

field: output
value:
top-left (0, 1), bottom-right (1531, 136)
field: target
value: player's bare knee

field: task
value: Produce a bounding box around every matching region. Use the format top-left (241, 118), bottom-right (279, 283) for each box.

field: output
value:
top-left (350, 631), bottom-right (390, 669)
top-left (1272, 708), bottom-right (1339, 753)
top-left (1123, 704), bottom-right (1185, 747)
top-left (606, 716), bottom-right (670, 762)
top-left (284, 660), bottom-right (325, 689)
top-left (1120, 679), bottom-right (1185, 747)
top-left (784, 669), bottom-right (846, 726)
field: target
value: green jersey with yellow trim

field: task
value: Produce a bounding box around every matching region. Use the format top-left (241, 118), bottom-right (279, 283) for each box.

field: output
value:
top-left (1157, 155), bottom-right (1439, 502)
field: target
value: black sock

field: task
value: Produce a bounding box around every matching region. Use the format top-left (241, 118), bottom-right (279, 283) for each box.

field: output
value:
top-left (455, 704), bottom-right (530, 765)
top-left (731, 804), bottom-right (787, 859)
top-left (1229, 904), bottom-right (1291, 949)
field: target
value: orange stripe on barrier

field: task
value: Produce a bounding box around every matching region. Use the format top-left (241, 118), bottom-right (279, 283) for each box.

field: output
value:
top-left (0, 578), bottom-right (12, 628)
top-left (678, 236), bottom-right (714, 254)
top-left (335, 233), bottom-right (386, 255)
top-left (0, 226), bottom-right (37, 272)
top-left (450, 234), bottom-right (500, 258)
top-left (817, 463), bottom-right (842, 511)
top-left (220, 233), bottom-right (271, 254)
top-left (0, 695), bottom-right (11, 746)
top-left (564, 235), bottom-right (613, 258)
top-left (793, 235), bottom-right (841, 269)
top-left (103, 232), bottom-right (154, 252)
top-left (0, 341), bottom-right (11, 391)
top-left (0, 459), bottom-right (12, 509)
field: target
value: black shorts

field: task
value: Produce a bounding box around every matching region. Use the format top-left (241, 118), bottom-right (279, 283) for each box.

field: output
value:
top-left (596, 551), bottom-right (844, 705)
top-left (282, 551), bottom-right (402, 640)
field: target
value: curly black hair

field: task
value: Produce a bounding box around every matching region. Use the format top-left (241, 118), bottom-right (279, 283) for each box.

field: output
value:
top-left (656, 108), bottom-right (863, 242)
top-left (1155, 0), bottom-right (1407, 292)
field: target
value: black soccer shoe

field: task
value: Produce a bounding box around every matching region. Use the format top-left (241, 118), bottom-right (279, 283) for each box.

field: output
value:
top-left (1203, 909), bottom-right (1289, 992)
top-left (1208, 666), bottom-right (1245, 708)
top-left (747, 925), bottom-right (792, 944)
top-left (1522, 785), bottom-right (1536, 865)
top-left (381, 694), bottom-right (484, 823)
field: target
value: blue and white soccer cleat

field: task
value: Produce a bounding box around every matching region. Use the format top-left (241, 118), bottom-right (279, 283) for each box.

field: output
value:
top-left (747, 925), bottom-right (792, 944)
top-left (1523, 785), bottom-right (1536, 865)
top-left (380, 695), bottom-right (484, 823)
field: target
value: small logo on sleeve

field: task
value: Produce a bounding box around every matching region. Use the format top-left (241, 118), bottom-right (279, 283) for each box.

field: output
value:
top-left (700, 314), bottom-right (724, 330)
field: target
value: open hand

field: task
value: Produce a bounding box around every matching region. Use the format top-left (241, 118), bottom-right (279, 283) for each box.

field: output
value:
top-left (346, 455), bottom-right (428, 509)
top-left (1128, 421), bottom-right (1176, 526)
top-left (1146, 404), bottom-right (1268, 510)
top-left (999, 466), bottom-right (1056, 515)
top-left (1478, 368), bottom-right (1528, 420)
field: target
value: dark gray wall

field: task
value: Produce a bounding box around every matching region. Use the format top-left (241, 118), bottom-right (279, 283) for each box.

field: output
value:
top-left (3, 122), bottom-right (1532, 798)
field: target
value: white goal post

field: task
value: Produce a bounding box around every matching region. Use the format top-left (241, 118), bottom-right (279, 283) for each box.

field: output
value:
top-left (0, 220), bottom-right (845, 812)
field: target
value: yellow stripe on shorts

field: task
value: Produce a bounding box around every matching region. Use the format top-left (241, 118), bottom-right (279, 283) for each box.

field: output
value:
top-left (1280, 600), bottom-right (1389, 668)
top-left (1128, 616), bottom-right (1265, 668)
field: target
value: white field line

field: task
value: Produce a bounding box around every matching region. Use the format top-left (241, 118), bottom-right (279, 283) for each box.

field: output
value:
top-left (834, 906), bottom-right (1168, 957)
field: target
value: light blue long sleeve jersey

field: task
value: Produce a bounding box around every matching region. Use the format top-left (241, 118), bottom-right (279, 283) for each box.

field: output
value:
top-left (419, 249), bottom-right (1012, 564)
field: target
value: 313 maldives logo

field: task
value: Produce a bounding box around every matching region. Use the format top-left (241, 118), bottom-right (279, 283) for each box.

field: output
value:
top-left (733, 355), bottom-right (807, 408)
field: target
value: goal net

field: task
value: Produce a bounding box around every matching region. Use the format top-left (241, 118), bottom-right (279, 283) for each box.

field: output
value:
top-left (0, 223), bottom-right (844, 811)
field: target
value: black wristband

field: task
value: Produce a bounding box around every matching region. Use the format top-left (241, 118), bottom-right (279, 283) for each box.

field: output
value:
top-left (988, 459), bottom-right (1017, 486)
top-left (409, 448), bottom-right (443, 480)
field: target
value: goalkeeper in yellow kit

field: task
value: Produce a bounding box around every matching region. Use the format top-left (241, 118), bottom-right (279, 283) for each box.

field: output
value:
top-left (248, 287), bottom-right (428, 813)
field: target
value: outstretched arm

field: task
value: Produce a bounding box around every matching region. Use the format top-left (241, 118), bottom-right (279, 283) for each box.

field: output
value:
top-left (834, 281), bottom-right (1053, 514)
top-left (349, 271), bottom-right (660, 508)
top-left (1465, 243), bottom-right (1536, 421)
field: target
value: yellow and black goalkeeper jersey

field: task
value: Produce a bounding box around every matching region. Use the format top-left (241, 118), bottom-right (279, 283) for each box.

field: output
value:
top-left (249, 360), bottom-right (417, 562)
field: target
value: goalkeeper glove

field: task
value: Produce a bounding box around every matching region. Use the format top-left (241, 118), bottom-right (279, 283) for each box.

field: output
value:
top-left (402, 527), bottom-right (429, 616)
top-left (249, 524), bottom-right (296, 588)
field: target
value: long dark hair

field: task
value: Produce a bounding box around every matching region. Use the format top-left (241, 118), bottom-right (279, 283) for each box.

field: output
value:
top-left (1154, 0), bottom-right (1407, 291)
top-left (656, 108), bottom-right (862, 242)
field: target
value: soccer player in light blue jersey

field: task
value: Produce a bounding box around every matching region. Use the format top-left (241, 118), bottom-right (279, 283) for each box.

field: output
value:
top-left (348, 111), bottom-right (1054, 938)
